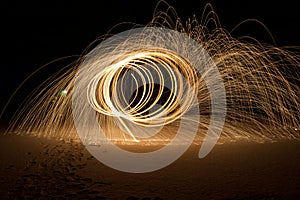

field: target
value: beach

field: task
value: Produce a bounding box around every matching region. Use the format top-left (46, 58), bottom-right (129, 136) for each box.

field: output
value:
top-left (1, 134), bottom-right (300, 199)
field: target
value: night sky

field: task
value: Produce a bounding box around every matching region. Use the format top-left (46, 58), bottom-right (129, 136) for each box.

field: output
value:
top-left (1, 0), bottom-right (299, 124)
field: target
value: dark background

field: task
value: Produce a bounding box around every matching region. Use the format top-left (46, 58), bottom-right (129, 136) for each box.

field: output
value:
top-left (1, 0), bottom-right (299, 124)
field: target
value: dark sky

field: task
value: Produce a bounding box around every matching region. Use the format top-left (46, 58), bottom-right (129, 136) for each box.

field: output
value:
top-left (1, 0), bottom-right (299, 122)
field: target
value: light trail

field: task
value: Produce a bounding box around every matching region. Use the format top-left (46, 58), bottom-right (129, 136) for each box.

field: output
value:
top-left (3, 2), bottom-right (300, 146)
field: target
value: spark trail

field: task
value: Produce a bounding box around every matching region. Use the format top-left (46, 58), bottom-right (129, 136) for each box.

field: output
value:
top-left (3, 2), bottom-right (300, 146)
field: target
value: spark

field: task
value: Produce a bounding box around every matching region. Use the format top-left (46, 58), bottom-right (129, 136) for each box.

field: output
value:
top-left (3, 2), bottom-right (300, 145)
top-left (60, 89), bottom-right (68, 96)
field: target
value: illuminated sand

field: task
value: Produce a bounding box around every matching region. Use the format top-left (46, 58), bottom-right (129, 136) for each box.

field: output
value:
top-left (1, 133), bottom-right (300, 199)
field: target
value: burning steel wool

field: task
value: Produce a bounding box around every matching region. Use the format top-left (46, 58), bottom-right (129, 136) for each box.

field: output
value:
top-left (3, 3), bottom-right (300, 157)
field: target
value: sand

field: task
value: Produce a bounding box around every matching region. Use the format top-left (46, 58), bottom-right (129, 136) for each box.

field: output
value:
top-left (1, 134), bottom-right (300, 199)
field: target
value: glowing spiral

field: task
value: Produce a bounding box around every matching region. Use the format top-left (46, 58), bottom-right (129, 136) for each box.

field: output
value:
top-left (87, 49), bottom-right (197, 128)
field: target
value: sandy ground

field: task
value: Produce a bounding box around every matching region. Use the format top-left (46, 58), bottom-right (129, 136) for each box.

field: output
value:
top-left (1, 134), bottom-right (300, 199)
